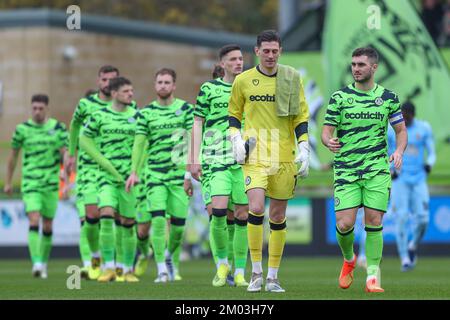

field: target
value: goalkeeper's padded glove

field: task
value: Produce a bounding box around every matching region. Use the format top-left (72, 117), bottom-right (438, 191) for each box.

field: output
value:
top-left (424, 164), bottom-right (432, 175)
top-left (295, 141), bottom-right (310, 178)
top-left (230, 131), bottom-right (246, 164)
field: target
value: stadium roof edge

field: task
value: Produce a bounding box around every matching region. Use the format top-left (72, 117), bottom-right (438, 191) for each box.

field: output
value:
top-left (0, 8), bottom-right (255, 51)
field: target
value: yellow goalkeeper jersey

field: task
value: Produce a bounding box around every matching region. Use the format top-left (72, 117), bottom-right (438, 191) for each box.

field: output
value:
top-left (228, 65), bottom-right (309, 163)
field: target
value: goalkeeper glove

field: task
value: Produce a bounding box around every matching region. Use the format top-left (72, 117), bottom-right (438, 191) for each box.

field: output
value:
top-left (230, 131), bottom-right (246, 164)
top-left (295, 141), bottom-right (309, 178)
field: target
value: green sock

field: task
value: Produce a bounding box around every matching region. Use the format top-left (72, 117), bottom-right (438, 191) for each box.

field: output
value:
top-left (336, 225), bottom-right (355, 261)
top-left (28, 227), bottom-right (41, 264)
top-left (79, 222), bottom-right (91, 264)
top-left (173, 243), bottom-right (181, 271)
top-left (168, 223), bottom-right (185, 255)
top-left (99, 217), bottom-right (115, 264)
top-left (122, 224), bottom-right (137, 269)
top-left (227, 219), bottom-right (235, 267)
top-left (115, 221), bottom-right (124, 267)
top-left (137, 235), bottom-right (150, 257)
top-left (211, 209), bottom-right (228, 260)
top-left (233, 220), bottom-right (248, 269)
top-left (85, 218), bottom-right (100, 253)
top-left (365, 225), bottom-right (383, 277)
top-left (209, 216), bottom-right (218, 265)
top-left (151, 216), bottom-right (166, 263)
top-left (168, 222), bottom-right (185, 271)
top-left (40, 231), bottom-right (53, 263)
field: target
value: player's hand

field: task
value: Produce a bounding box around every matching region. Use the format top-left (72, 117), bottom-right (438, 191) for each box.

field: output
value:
top-left (190, 163), bottom-right (202, 181)
top-left (3, 183), bottom-right (13, 196)
top-left (424, 164), bottom-right (432, 175)
top-left (389, 150), bottom-right (403, 170)
top-left (295, 141), bottom-right (310, 179)
top-left (231, 132), bottom-right (246, 164)
top-left (64, 154), bottom-right (76, 175)
top-left (125, 172), bottom-right (139, 193)
top-left (184, 173), bottom-right (193, 197)
top-left (327, 137), bottom-right (341, 153)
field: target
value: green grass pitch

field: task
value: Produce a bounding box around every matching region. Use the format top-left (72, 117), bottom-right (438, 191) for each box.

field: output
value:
top-left (1, 257), bottom-right (450, 300)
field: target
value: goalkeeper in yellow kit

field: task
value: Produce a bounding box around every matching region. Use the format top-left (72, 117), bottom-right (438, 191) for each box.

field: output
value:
top-left (228, 30), bottom-right (310, 293)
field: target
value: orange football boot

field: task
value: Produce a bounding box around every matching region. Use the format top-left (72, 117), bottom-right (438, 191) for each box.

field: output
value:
top-left (339, 255), bottom-right (357, 289)
top-left (365, 277), bottom-right (384, 293)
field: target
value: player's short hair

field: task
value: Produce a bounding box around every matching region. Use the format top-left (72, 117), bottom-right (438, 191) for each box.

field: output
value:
top-left (98, 65), bottom-right (120, 76)
top-left (256, 30), bottom-right (281, 47)
top-left (155, 68), bottom-right (177, 82)
top-left (212, 64), bottom-right (224, 78)
top-left (401, 101), bottom-right (416, 116)
top-left (219, 44), bottom-right (241, 60)
top-left (352, 47), bottom-right (379, 64)
top-left (31, 94), bottom-right (49, 105)
top-left (108, 76), bottom-right (132, 92)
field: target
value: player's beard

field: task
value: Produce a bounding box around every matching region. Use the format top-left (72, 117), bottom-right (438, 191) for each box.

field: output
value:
top-left (100, 87), bottom-right (111, 97)
top-left (157, 91), bottom-right (172, 100)
top-left (353, 71), bottom-right (372, 84)
top-left (33, 114), bottom-right (46, 124)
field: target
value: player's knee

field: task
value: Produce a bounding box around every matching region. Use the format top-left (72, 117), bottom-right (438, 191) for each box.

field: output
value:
top-left (234, 205), bottom-right (248, 220)
top-left (121, 217), bottom-right (135, 227)
top-left (137, 224), bottom-right (150, 238)
top-left (249, 203), bottom-right (264, 215)
top-left (85, 205), bottom-right (99, 217)
top-left (137, 229), bottom-right (148, 239)
top-left (28, 212), bottom-right (40, 225)
top-left (42, 220), bottom-right (53, 234)
top-left (269, 212), bottom-right (285, 224)
top-left (336, 221), bottom-right (354, 233)
top-left (365, 217), bottom-right (382, 227)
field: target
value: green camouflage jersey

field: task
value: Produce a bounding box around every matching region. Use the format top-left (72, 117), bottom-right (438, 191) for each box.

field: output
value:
top-left (72, 93), bottom-right (137, 186)
top-left (136, 98), bottom-right (193, 187)
top-left (324, 83), bottom-right (402, 191)
top-left (195, 78), bottom-right (238, 172)
top-left (81, 105), bottom-right (139, 186)
top-left (11, 118), bottom-right (67, 194)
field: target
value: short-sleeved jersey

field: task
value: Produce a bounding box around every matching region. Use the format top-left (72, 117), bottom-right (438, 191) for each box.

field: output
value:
top-left (228, 66), bottom-right (309, 163)
top-left (11, 118), bottom-right (67, 193)
top-left (81, 105), bottom-right (139, 185)
top-left (195, 78), bottom-right (238, 171)
top-left (324, 83), bottom-right (403, 185)
top-left (388, 119), bottom-right (435, 184)
top-left (136, 98), bottom-right (193, 185)
top-left (72, 93), bottom-right (137, 170)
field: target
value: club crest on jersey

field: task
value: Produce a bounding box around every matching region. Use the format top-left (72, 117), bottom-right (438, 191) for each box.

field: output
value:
top-left (48, 130), bottom-right (55, 135)
top-left (245, 176), bottom-right (251, 186)
top-left (334, 197), bottom-right (340, 207)
top-left (347, 97), bottom-right (354, 104)
top-left (252, 79), bottom-right (259, 86)
top-left (175, 109), bottom-right (182, 116)
top-left (215, 88), bottom-right (221, 95)
top-left (128, 117), bottom-right (136, 123)
top-left (375, 97), bottom-right (384, 106)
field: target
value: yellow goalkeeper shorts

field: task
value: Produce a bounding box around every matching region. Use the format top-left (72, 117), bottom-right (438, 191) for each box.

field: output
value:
top-left (243, 162), bottom-right (298, 200)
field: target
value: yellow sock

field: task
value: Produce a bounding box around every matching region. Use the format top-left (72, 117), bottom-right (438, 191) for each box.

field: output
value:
top-left (247, 211), bottom-right (264, 263)
top-left (268, 218), bottom-right (286, 269)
